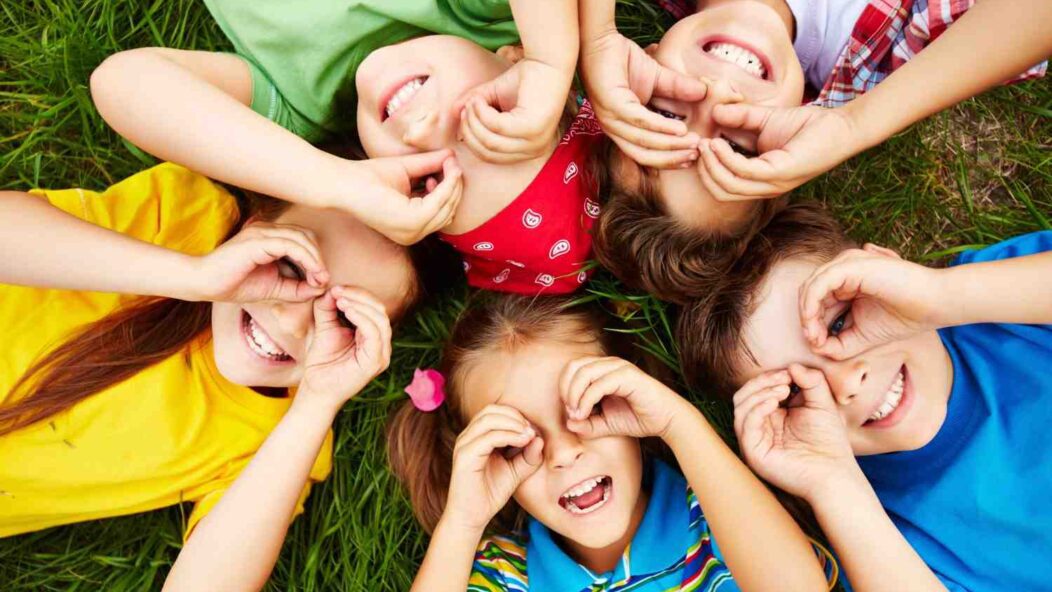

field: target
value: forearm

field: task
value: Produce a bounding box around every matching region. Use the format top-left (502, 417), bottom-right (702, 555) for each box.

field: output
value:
top-left (0, 191), bottom-right (198, 298)
top-left (578, 0), bottom-right (616, 44)
top-left (807, 470), bottom-right (946, 592)
top-left (409, 518), bottom-right (484, 592)
top-left (162, 396), bottom-right (337, 592)
top-left (936, 251), bottom-right (1052, 326)
top-left (665, 405), bottom-right (827, 591)
top-left (90, 49), bottom-right (346, 209)
top-left (844, 0), bottom-right (1052, 150)
top-left (511, 0), bottom-right (579, 71)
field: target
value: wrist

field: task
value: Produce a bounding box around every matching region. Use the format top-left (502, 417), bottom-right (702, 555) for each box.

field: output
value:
top-left (663, 398), bottom-right (712, 449)
top-left (434, 511), bottom-right (487, 542)
top-left (801, 461), bottom-right (870, 507)
top-left (289, 388), bottom-right (343, 422)
top-left (305, 152), bottom-right (360, 211)
top-left (169, 253), bottom-right (211, 302)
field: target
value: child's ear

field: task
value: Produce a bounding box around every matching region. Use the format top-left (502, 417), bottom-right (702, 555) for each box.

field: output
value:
top-left (862, 243), bottom-right (902, 260)
top-left (496, 45), bottom-right (526, 64)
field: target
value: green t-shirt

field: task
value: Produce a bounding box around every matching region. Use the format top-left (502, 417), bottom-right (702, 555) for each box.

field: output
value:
top-left (203, 0), bottom-right (521, 141)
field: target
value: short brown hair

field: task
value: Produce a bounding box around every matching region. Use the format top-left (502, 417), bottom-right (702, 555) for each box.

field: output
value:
top-left (593, 151), bottom-right (785, 304)
top-left (386, 295), bottom-right (628, 534)
top-left (676, 202), bottom-right (851, 399)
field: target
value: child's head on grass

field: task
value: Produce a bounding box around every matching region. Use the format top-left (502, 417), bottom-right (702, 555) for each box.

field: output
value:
top-left (388, 295), bottom-right (650, 554)
top-left (677, 203), bottom-right (954, 456)
top-left (596, 0), bottom-right (806, 301)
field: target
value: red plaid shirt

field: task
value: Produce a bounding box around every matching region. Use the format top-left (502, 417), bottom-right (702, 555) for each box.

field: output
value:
top-left (812, 0), bottom-right (1046, 106)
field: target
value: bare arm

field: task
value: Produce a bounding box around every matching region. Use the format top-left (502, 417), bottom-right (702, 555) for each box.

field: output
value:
top-left (665, 402), bottom-right (829, 591)
top-left (510, 0), bottom-right (578, 71)
top-left (163, 289), bottom-right (392, 592)
top-left (938, 251), bottom-right (1052, 327)
top-left (90, 48), bottom-right (346, 209)
top-left (845, 0), bottom-right (1052, 150)
top-left (409, 520), bottom-right (485, 592)
top-left (0, 191), bottom-right (197, 298)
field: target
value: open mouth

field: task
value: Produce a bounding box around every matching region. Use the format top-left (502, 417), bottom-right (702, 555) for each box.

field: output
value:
top-left (380, 75), bottom-right (428, 122)
top-left (558, 476), bottom-right (612, 516)
top-left (701, 37), bottom-right (770, 80)
top-left (241, 310), bottom-right (293, 363)
top-left (864, 365), bottom-right (912, 427)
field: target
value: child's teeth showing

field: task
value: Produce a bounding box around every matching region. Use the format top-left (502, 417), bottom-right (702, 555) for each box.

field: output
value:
top-left (558, 476), bottom-right (612, 515)
top-left (705, 42), bottom-right (767, 79)
top-left (867, 369), bottom-right (905, 423)
top-left (244, 313), bottom-right (292, 362)
top-left (384, 77), bottom-right (427, 119)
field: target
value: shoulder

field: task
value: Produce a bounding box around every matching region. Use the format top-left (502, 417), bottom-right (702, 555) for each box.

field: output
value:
top-left (469, 534), bottom-right (528, 592)
top-left (951, 231), bottom-right (1052, 267)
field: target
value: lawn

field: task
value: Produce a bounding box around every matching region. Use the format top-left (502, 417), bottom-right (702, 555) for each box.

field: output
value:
top-left (1, 0), bottom-right (1049, 590)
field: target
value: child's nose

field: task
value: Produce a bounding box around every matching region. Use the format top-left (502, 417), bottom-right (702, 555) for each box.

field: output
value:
top-left (691, 78), bottom-right (745, 138)
top-left (267, 301), bottom-right (313, 342)
top-left (545, 429), bottom-right (585, 471)
top-left (824, 359), bottom-right (869, 406)
top-left (402, 109), bottom-right (449, 151)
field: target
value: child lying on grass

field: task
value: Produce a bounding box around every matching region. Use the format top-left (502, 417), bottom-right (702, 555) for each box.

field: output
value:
top-left (581, 0), bottom-right (1051, 303)
top-left (387, 295), bottom-right (836, 591)
top-left (677, 202), bottom-right (1052, 591)
top-left (91, 0), bottom-right (605, 295)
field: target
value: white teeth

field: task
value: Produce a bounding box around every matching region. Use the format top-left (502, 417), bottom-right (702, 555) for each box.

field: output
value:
top-left (705, 42), bottom-right (767, 78)
top-left (384, 77), bottom-right (426, 118)
top-left (561, 476), bottom-right (602, 500)
top-left (868, 370), bottom-right (905, 422)
top-left (245, 316), bottom-right (290, 360)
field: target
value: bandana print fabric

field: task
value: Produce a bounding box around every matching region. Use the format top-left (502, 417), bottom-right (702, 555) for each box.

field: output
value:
top-left (440, 101), bottom-right (605, 295)
top-left (812, 0), bottom-right (1046, 107)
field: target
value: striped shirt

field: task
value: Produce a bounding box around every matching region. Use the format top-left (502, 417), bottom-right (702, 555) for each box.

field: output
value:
top-left (468, 460), bottom-right (837, 591)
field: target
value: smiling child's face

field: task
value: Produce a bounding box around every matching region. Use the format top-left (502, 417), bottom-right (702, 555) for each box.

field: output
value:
top-left (615, 0), bottom-right (805, 230)
top-left (736, 257), bottom-right (955, 456)
top-left (355, 35), bottom-right (512, 158)
top-left (460, 338), bottom-right (646, 553)
top-left (210, 205), bottom-right (413, 389)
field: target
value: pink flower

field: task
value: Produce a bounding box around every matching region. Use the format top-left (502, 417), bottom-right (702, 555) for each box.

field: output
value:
top-left (405, 368), bottom-right (446, 412)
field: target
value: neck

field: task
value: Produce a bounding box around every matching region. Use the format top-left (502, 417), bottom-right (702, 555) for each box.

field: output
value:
top-left (562, 487), bottom-right (649, 574)
top-left (695, 0), bottom-right (795, 40)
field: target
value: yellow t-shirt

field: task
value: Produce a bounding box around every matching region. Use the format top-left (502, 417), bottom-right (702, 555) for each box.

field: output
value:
top-left (0, 163), bottom-right (332, 538)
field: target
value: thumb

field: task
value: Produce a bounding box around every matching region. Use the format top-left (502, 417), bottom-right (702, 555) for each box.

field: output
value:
top-left (312, 290), bottom-right (343, 332)
top-left (566, 415), bottom-right (614, 440)
top-left (509, 436), bottom-right (545, 482)
top-left (712, 103), bottom-right (774, 133)
top-left (787, 364), bottom-right (836, 410)
top-left (390, 149), bottom-right (455, 180)
top-left (651, 63), bottom-right (708, 102)
top-left (813, 325), bottom-right (872, 361)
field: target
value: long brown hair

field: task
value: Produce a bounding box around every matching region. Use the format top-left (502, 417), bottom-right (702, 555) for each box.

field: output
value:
top-left (0, 192), bottom-right (287, 436)
top-left (386, 294), bottom-right (634, 535)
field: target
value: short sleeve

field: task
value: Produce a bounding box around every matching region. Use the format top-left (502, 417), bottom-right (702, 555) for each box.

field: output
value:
top-left (950, 231), bottom-right (1052, 267)
top-left (232, 52), bottom-right (325, 142)
top-left (28, 163), bottom-right (240, 256)
top-left (468, 535), bottom-right (528, 592)
top-left (182, 429), bottom-right (333, 542)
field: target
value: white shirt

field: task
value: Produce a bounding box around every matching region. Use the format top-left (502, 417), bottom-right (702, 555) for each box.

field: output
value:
top-left (785, 0), bottom-right (870, 90)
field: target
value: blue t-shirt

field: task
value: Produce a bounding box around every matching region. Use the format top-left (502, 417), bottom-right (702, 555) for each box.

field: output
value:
top-left (856, 231), bottom-right (1052, 592)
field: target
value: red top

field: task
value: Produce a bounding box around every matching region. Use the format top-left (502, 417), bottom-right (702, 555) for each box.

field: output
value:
top-left (440, 101), bottom-right (604, 295)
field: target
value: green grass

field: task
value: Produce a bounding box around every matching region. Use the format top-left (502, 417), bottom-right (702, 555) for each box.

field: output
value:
top-left (1, 0), bottom-right (1049, 590)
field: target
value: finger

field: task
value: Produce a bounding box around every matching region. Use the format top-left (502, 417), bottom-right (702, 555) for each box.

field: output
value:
top-left (335, 298), bottom-right (390, 368)
top-left (799, 258), bottom-right (865, 347)
top-left (564, 357), bottom-right (625, 419)
top-left (608, 133), bottom-right (699, 169)
top-left (696, 148), bottom-right (747, 203)
top-left (862, 243), bottom-right (902, 259)
top-left (252, 235), bottom-right (327, 288)
top-left (603, 90), bottom-right (689, 136)
top-left (651, 64), bottom-right (708, 102)
top-left (412, 158), bottom-right (463, 226)
top-left (470, 404), bottom-right (533, 431)
top-left (458, 429), bottom-right (537, 468)
top-left (311, 291), bottom-right (343, 332)
top-left (732, 370), bottom-right (792, 407)
top-left (572, 365), bottom-right (636, 422)
top-left (471, 98), bottom-right (539, 149)
top-left (698, 141), bottom-right (773, 200)
top-left (566, 412), bottom-right (614, 440)
top-left (510, 435), bottom-right (545, 475)
top-left (419, 158), bottom-right (464, 234)
top-left (330, 285), bottom-right (387, 317)
top-left (708, 137), bottom-right (782, 184)
top-left (740, 397), bottom-right (780, 450)
top-left (711, 103), bottom-right (775, 133)
top-left (392, 149), bottom-right (456, 180)
top-left (557, 356), bottom-right (603, 403)
top-left (787, 364), bottom-right (836, 409)
top-left (734, 384), bottom-right (790, 438)
top-left (603, 117), bottom-right (699, 152)
top-left (457, 413), bottom-right (535, 447)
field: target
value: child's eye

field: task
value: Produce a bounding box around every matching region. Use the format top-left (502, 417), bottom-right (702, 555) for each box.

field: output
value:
top-left (338, 312), bottom-right (357, 331)
top-left (589, 403), bottom-right (602, 417)
top-left (501, 446), bottom-right (523, 459)
top-left (649, 105), bottom-right (686, 121)
top-left (276, 257), bottom-right (306, 281)
top-left (780, 383), bottom-right (803, 408)
top-left (828, 309), bottom-right (851, 337)
top-left (723, 137), bottom-right (758, 158)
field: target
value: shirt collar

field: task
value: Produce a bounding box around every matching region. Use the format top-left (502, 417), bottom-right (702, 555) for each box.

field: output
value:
top-left (525, 459), bottom-right (692, 590)
top-left (857, 328), bottom-right (986, 488)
